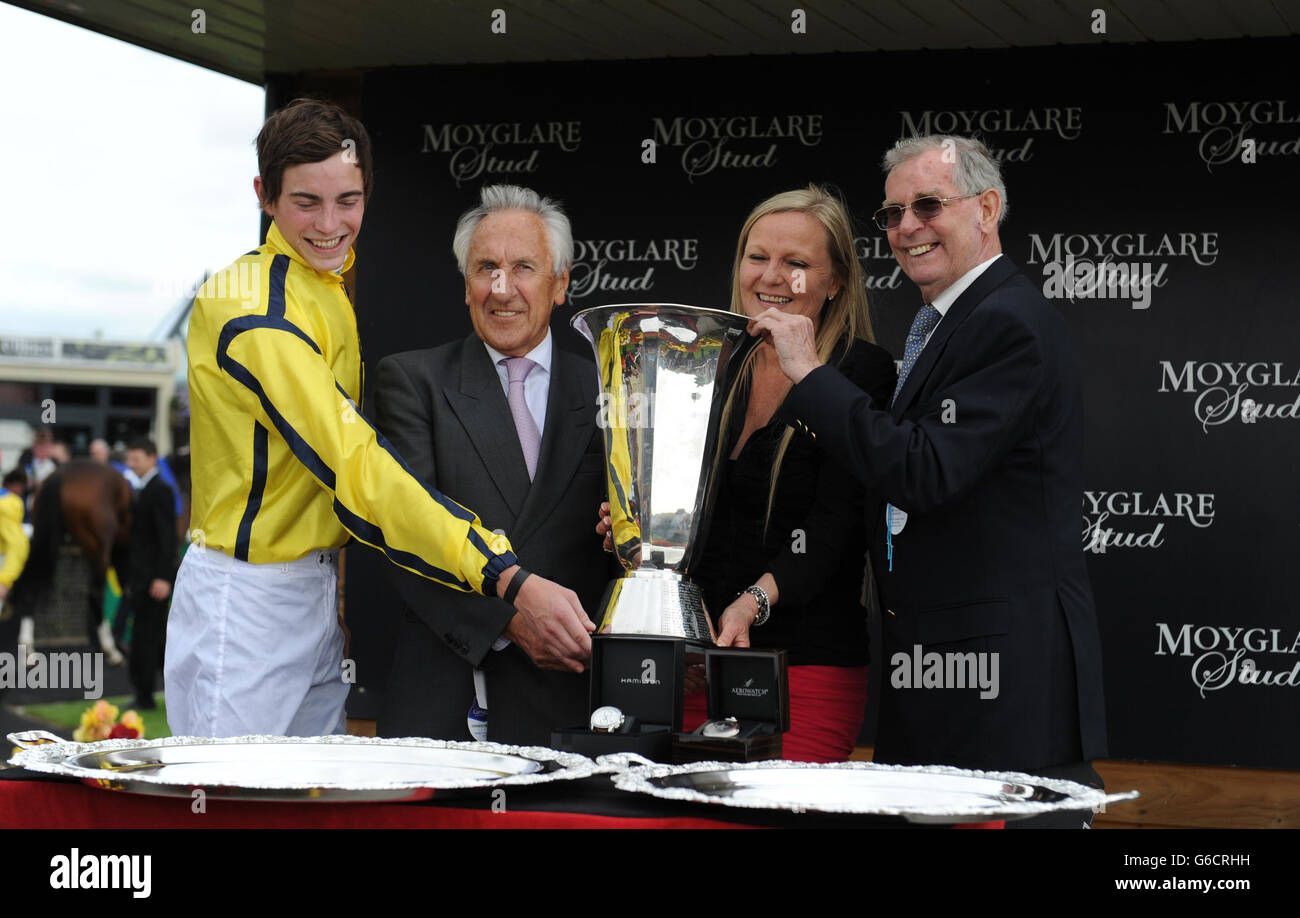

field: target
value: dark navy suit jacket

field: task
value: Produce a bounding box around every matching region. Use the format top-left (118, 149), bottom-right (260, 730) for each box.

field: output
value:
top-left (783, 256), bottom-right (1107, 772)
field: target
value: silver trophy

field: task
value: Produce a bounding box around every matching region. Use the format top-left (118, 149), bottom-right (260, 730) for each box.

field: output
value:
top-left (571, 303), bottom-right (759, 644)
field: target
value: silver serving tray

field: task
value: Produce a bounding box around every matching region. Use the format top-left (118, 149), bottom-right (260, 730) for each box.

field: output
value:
top-left (606, 756), bottom-right (1138, 823)
top-left (8, 732), bottom-right (599, 802)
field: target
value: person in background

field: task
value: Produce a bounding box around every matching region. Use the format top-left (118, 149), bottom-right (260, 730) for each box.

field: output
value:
top-left (0, 468), bottom-right (31, 673)
top-left (17, 429), bottom-right (58, 522)
top-left (121, 438), bottom-right (177, 710)
top-left (49, 441), bottom-right (70, 465)
top-left (93, 436), bottom-right (183, 518)
top-left (0, 468), bottom-right (30, 608)
top-left (88, 438), bottom-right (110, 464)
top-left (91, 437), bottom-right (138, 484)
top-left (153, 453), bottom-right (184, 520)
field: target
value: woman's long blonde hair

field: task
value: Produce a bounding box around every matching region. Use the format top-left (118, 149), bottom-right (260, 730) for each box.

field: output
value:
top-left (721, 184), bottom-right (877, 531)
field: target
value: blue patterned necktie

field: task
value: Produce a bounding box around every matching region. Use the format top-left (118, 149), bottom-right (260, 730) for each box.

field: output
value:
top-left (891, 304), bottom-right (942, 405)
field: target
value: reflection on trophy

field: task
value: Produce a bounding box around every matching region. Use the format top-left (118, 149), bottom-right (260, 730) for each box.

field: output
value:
top-left (571, 304), bottom-right (759, 644)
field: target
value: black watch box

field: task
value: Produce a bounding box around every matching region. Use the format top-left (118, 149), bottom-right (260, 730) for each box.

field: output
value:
top-left (551, 634), bottom-right (685, 762)
top-left (672, 646), bottom-right (789, 763)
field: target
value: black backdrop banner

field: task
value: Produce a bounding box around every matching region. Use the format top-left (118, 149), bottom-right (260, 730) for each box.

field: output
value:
top-left (340, 37), bottom-right (1300, 768)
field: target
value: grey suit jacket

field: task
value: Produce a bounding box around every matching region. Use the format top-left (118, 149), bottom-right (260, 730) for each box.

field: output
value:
top-left (371, 333), bottom-right (610, 745)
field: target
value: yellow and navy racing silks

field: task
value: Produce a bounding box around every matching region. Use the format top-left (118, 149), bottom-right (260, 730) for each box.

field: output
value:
top-left (187, 221), bottom-right (516, 596)
top-left (0, 490), bottom-right (29, 590)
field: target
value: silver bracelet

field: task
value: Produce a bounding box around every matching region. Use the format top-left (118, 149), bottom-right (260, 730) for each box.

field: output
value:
top-left (739, 584), bottom-right (771, 626)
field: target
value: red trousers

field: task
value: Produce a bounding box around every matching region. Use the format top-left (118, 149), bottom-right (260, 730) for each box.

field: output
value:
top-left (683, 664), bottom-right (869, 763)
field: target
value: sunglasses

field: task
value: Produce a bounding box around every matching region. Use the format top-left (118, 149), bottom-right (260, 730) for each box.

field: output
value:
top-left (872, 192), bottom-right (982, 231)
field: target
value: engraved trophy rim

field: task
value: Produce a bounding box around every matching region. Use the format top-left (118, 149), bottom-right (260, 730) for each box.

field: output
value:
top-left (571, 302), bottom-right (744, 319)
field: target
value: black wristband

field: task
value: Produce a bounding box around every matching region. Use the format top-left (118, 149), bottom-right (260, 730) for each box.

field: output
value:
top-left (503, 568), bottom-right (533, 605)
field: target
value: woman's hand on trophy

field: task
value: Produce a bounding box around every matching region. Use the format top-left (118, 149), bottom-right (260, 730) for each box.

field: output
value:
top-left (597, 500), bottom-right (643, 566)
top-left (716, 595), bottom-right (758, 648)
top-left (717, 574), bottom-right (777, 648)
top-left (595, 501), bottom-right (614, 553)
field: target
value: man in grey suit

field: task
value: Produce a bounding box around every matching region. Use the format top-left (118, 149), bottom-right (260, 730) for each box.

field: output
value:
top-left (373, 185), bottom-right (609, 745)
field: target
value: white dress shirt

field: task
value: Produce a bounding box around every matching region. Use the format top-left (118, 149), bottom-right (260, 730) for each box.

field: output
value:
top-left (924, 254), bottom-right (1003, 347)
top-left (482, 329), bottom-right (552, 439)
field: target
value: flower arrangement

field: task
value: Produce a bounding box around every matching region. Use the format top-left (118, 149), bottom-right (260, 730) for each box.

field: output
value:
top-left (73, 701), bottom-right (146, 742)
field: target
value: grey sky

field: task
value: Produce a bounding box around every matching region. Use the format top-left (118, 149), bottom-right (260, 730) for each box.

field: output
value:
top-left (0, 2), bottom-right (263, 341)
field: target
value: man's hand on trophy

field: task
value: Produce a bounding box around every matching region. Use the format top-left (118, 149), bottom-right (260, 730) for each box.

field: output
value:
top-left (747, 308), bottom-right (822, 385)
top-left (716, 596), bottom-right (757, 648)
top-left (501, 570), bottom-right (595, 673)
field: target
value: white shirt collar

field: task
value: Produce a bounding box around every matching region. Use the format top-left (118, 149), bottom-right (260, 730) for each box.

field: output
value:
top-left (930, 254), bottom-right (1002, 317)
top-left (482, 328), bottom-right (553, 375)
top-left (137, 466), bottom-right (159, 487)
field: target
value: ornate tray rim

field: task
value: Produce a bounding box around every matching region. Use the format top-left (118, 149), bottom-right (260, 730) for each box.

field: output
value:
top-left (604, 755), bottom-right (1139, 823)
top-left (8, 733), bottom-right (602, 799)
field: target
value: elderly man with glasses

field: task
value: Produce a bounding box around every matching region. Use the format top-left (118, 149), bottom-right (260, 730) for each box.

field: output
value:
top-left (750, 135), bottom-right (1107, 828)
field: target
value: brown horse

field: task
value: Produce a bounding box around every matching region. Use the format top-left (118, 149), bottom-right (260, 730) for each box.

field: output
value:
top-left (10, 460), bottom-right (132, 662)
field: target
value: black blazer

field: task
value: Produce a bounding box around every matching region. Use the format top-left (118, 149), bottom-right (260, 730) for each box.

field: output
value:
top-left (783, 256), bottom-right (1107, 772)
top-left (695, 338), bottom-right (896, 666)
top-left (127, 473), bottom-right (177, 591)
top-left (371, 333), bottom-right (610, 746)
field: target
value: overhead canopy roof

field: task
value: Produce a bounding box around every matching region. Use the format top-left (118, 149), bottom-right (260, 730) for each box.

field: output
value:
top-left (13, 0), bottom-right (1297, 85)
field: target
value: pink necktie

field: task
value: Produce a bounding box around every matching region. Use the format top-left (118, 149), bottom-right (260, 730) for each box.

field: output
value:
top-left (503, 357), bottom-right (540, 480)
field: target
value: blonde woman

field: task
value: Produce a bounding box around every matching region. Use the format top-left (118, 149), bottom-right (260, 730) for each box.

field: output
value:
top-left (692, 185), bottom-right (896, 762)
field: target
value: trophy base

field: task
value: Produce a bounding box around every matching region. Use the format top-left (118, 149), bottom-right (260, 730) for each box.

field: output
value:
top-left (597, 572), bottom-right (717, 645)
